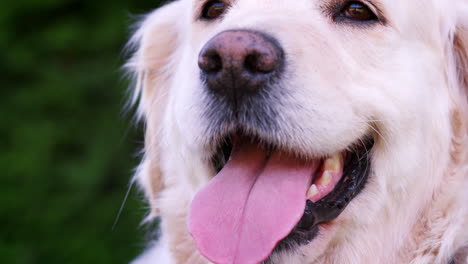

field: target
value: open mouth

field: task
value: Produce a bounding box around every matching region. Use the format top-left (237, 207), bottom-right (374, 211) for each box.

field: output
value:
top-left (189, 133), bottom-right (374, 264)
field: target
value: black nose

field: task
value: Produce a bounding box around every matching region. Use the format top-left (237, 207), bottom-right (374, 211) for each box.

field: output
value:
top-left (198, 30), bottom-right (284, 104)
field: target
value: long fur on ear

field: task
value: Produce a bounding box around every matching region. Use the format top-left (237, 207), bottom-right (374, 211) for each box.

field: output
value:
top-left (125, 0), bottom-right (184, 220)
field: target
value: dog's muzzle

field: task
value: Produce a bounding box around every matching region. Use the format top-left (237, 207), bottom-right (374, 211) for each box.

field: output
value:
top-left (191, 29), bottom-right (374, 264)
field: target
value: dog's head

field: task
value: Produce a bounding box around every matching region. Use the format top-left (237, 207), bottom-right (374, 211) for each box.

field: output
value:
top-left (126, 0), bottom-right (468, 263)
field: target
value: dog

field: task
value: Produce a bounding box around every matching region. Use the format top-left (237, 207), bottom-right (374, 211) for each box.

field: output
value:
top-left (125, 0), bottom-right (468, 263)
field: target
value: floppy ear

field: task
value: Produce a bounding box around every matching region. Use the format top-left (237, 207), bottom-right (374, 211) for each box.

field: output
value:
top-left (125, 0), bottom-right (184, 220)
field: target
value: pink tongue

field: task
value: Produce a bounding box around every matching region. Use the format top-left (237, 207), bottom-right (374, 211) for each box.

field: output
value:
top-left (189, 142), bottom-right (319, 264)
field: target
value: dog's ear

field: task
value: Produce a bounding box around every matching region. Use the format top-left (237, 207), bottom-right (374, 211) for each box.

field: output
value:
top-left (126, 0), bottom-right (184, 220)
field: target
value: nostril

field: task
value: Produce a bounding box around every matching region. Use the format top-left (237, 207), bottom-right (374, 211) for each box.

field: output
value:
top-left (244, 54), bottom-right (260, 74)
top-left (199, 51), bottom-right (223, 73)
top-left (244, 52), bottom-right (278, 74)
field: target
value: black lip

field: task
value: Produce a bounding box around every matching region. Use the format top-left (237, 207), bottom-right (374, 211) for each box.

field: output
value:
top-left (211, 136), bottom-right (233, 173)
top-left (271, 137), bottom-right (374, 254)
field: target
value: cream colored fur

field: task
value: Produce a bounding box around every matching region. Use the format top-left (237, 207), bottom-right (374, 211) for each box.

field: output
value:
top-left (126, 0), bottom-right (468, 263)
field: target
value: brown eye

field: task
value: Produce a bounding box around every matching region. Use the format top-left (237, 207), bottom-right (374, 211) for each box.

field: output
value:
top-left (342, 1), bottom-right (377, 21)
top-left (202, 1), bottom-right (227, 20)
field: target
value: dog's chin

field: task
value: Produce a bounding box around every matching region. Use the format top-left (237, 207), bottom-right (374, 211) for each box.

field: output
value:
top-left (207, 132), bottom-right (374, 261)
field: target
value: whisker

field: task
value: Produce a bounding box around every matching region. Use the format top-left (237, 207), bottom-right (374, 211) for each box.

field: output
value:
top-left (366, 123), bottom-right (389, 147)
top-left (355, 118), bottom-right (395, 124)
top-left (357, 137), bottom-right (370, 162)
top-left (112, 179), bottom-right (136, 230)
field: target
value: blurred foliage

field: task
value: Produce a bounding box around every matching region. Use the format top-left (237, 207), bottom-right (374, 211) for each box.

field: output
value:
top-left (0, 0), bottom-right (163, 263)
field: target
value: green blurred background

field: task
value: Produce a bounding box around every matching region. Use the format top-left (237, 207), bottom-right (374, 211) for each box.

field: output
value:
top-left (1, 0), bottom-right (164, 263)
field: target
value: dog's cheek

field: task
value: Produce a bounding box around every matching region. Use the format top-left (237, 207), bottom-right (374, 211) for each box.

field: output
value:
top-left (126, 0), bottom-right (191, 219)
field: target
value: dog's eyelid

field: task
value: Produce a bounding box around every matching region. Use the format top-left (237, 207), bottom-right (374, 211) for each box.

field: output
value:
top-left (361, 0), bottom-right (378, 14)
top-left (361, 0), bottom-right (387, 23)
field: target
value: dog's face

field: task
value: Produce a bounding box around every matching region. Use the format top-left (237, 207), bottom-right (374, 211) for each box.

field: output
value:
top-left (128, 0), bottom-right (468, 263)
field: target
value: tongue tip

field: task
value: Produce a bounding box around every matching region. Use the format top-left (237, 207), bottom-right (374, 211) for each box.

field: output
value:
top-left (188, 142), bottom-right (318, 264)
top-left (189, 207), bottom-right (306, 264)
top-left (188, 185), bottom-right (306, 264)
top-left (188, 232), bottom-right (277, 264)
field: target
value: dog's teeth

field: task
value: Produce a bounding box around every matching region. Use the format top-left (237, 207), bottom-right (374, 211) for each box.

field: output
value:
top-left (307, 184), bottom-right (319, 198)
top-left (317, 171), bottom-right (332, 186)
top-left (323, 153), bottom-right (343, 172)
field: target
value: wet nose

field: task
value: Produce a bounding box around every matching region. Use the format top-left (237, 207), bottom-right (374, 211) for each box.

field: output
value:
top-left (198, 30), bottom-right (284, 103)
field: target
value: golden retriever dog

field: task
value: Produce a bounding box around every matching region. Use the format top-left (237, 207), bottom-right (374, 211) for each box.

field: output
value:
top-left (125, 0), bottom-right (468, 263)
